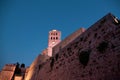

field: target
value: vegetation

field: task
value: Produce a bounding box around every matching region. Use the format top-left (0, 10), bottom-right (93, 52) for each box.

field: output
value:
top-left (15, 62), bottom-right (25, 75)
top-left (15, 67), bottom-right (21, 75)
top-left (21, 63), bottom-right (25, 68)
top-left (16, 62), bottom-right (20, 68)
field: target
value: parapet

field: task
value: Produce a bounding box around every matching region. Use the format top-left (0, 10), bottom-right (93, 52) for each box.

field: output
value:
top-left (2, 64), bottom-right (16, 71)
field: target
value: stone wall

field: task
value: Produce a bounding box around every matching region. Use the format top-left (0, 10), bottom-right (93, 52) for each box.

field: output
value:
top-left (14, 76), bottom-right (23, 80)
top-left (30, 13), bottom-right (120, 80)
top-left (25, 51), bottom-right (50, 80)
top-left (0, 64), bottom-right (16, 80)
top-left (52, 28), bottom-right (85, 56)
top-left (0, 63), bottom-right (28, 80)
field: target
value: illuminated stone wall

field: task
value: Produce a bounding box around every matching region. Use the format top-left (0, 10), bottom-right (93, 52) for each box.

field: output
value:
top-left (0, 64), bottom-right (16, 80)
top-left (14, 76), bottom-right (23, 80)
top-left (29, 13), bottom-right (120, 80)
top-left (25, 51), bottom-right (50, 80)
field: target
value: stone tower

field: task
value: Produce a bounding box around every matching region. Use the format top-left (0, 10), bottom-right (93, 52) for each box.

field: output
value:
top-left (47, 30), bottom-right (61, 56)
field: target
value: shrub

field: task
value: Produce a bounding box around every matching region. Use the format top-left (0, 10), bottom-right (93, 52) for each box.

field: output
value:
top-left (16, 62), bottom-right (20, 68)
top-left (97, 41), bottom-right (108, 53)
top-left (79, 49), bottom-right (91, 67)
top-left (15, 68), bottom-right (21, 75)
top-left (21, 63), bottom-right (25, 68)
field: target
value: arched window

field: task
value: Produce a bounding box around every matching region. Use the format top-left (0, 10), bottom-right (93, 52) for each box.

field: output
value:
top-left (51, 37), bottom-right (52, 40)
top-left (56, 33), bottom-right (57, 35)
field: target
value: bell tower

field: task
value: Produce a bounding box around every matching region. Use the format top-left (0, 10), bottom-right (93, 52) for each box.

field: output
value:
top-left (48, 30), bottom-right (61, 56)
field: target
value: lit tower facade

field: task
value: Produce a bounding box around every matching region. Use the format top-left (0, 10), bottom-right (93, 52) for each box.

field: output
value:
top-left (48, 30), bottom-right (61, 56)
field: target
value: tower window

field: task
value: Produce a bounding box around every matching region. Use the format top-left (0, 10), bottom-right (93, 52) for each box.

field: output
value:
top-left (56, 37), bottom-right (58, 40)
top-left (51, 33), bottom-right (53, 35)
top-left (51, 37), bottom-right (52, 40)
top-left (53, 37), bottom-right (55, 40)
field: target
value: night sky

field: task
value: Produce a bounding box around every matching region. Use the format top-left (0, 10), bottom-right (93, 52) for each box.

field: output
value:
top-left (0, 0), bottom-right (120, 69)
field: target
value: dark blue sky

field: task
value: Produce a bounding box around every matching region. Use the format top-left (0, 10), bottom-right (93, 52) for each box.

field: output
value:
top-left (0, 0), bottom-right (120, 69)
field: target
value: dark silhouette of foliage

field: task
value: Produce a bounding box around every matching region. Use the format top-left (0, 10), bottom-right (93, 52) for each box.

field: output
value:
top-left (16, 68), bottom-right (21, 74)
top-left (97, 41), bottom-right (109, 53)
top-left (14, 62), bottom-right (22, 75)
top-left (79, 50), bottom-right (91, 67)
top-left (15, 65), bottom-right (21, 75)
top-left (16, 62), bottom-right (20, 68)
top-left (21, 63), bottom-right (25, 68)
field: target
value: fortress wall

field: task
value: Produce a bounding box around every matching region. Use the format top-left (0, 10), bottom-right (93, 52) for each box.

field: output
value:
top-left (52, 28), bottom-right (85, 56)
top-left (25, 49), bottom-right (50, 80)
top-left (0, 71), bottom-right (15, 80)
top-left (31, 13), bottom-right (120, 80)
top-left (0, 64), bottom-right (16, 80)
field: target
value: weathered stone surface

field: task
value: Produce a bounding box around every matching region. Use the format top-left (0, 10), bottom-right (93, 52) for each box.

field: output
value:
top-left (27, 13), bottom-right (120, 80)
top-left (0, 64), bottom-right (16, 80)
top-left (25, 51), bottom-right (50, 80)
top-left (52, 28), bottom-right (85, 56)
top-left (0, 63), bottom-right (27, 80)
